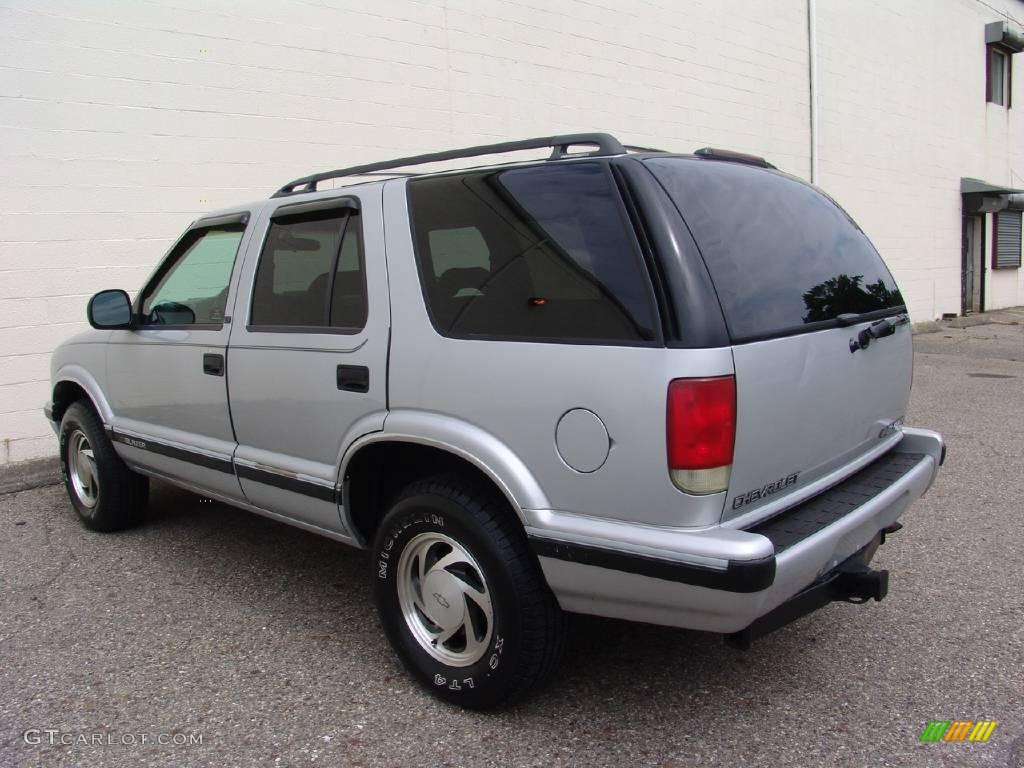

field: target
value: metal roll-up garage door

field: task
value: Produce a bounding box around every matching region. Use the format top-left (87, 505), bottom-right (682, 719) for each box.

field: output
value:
top-left (994, 210), bottom-right (1022, 269)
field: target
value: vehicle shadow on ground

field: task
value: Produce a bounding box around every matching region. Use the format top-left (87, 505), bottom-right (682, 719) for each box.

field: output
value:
top-left (138, 481), bottom-right (820, 714)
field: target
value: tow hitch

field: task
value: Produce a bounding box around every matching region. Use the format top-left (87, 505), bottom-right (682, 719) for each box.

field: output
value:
top-left (833, 562), bottom-right (888, 604)
top-left (726, 531), bottom-right (892, 650)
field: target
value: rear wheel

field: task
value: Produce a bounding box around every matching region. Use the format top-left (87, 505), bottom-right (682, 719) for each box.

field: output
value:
top-left (372, 475), bottom-right (565, 709)
top-left (59, 401), bottom-right (148, 532)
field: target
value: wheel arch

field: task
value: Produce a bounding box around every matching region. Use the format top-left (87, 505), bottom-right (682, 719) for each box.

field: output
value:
top-left (51, 366), bottom-right (114, 425)
top-left (340, 413), bottom-right (550, 546)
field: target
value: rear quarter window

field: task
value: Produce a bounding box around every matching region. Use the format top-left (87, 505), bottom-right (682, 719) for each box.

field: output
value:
top-left (407, 162), bottom-right (658, 344)
top-left (645, 157), bottom-right (904, 342)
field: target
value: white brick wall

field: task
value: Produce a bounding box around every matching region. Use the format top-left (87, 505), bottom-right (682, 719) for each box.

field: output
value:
top-left (814, 0), bottom-right (1024, 320)
top-left (0, 0), bottom-right (1021, 464)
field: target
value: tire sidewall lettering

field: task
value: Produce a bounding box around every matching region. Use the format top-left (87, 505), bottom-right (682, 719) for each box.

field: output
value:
top-left (59, 415), bottom-right (91, 515)
top-left (374, 501), bottom-right (512, 699)
top-left (377, 511), bottom-right (444, 581)
top-left (58, 427), bottom-right (71, 486)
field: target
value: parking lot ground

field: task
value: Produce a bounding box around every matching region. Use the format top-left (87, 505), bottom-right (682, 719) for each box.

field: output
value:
top-left (2, 322), bottom-right (1022, 768)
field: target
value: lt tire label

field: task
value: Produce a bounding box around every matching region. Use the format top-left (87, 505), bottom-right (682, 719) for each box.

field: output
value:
top-left (434, 674), bottom-right (476, 690)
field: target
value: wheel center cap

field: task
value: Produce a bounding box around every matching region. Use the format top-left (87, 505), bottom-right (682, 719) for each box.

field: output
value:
top-left (421, 570), bottom-right (465, 629)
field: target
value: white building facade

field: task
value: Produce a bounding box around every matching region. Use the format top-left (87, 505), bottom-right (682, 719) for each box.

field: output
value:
top-left (1, 0), bottom-right (1023, 465)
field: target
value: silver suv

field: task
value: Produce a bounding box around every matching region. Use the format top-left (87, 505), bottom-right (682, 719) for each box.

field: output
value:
top-left (46, 133), bottom-right (944, 709)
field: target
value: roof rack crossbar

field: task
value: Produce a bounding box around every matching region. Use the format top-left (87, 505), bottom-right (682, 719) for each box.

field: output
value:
top-left (272, 133), bottom-right (627, 197)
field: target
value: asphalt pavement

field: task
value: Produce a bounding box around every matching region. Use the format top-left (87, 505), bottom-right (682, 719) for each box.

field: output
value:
top-left (1, 321), bottom-right (1022, 768)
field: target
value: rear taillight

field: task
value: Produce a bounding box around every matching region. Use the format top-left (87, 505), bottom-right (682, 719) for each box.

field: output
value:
top-left (667, 376), bottom-right (736, 495)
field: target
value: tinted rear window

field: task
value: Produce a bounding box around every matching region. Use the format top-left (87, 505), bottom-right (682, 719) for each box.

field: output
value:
top-left (408, 162), bottom-right (657, 344)
top-left (646, 158), bottom-right (904, 342)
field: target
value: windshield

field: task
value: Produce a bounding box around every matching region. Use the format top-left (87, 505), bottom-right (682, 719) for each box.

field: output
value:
top-left (645, 157), bottom-right (904, 342)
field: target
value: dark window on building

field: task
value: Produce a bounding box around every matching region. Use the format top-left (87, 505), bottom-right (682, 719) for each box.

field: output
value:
top-left (993, 210), bottom-right (1022, 269)
top-left (407, 162), bottom-right (658, 344)
top-left (645, 157), bottom-right (905, 343)
top-left (140, 225), bottom-right (245, 327)
top-left (250, 208), bottom-right (366, 331)
top-left (988, 46), bottom-right (1012, 106)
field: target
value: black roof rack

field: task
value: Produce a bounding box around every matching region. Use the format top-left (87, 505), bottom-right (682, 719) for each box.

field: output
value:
top-left (694, 146), bottom-right (775, 169)
top-left (272, 132), bottom-right (630, 197)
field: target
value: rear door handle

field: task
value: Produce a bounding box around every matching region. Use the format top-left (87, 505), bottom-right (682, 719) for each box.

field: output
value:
top-left (203, 353), bottom-right (225, 376)
top-left (337, 364), bottom-right (369, 393)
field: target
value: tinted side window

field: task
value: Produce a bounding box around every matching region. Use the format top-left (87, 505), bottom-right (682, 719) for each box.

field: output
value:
top-left (250, 208), bottom-right (366, 331)
top-left (141, 226), bottom-right (244, 326)
top-left (408, 163), bottom-right (657, 343)
top-left (645, 157), bottom-right (905, 342)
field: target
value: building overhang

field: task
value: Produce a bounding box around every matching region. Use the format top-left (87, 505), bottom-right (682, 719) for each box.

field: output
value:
top-left (985, 21), bottom-right (1024, 53)
top-left (961, 177), bottom-right (1024, 213)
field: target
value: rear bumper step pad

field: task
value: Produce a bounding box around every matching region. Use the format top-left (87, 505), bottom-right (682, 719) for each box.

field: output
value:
top-left (746, 451), bottom-right (926, 554)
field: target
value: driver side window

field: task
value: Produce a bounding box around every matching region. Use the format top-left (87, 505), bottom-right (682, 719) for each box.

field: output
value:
top-left (141, 225), bottom-right (245, 327)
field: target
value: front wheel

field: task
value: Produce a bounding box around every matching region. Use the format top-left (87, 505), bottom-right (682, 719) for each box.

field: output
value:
top-left (372, 475), bottom-right (565, 709)
top-left (59, 401), bottom-right (148, 532)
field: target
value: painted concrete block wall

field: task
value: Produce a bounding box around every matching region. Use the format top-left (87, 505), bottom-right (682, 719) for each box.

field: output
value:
top-left (814, 0), bottom-right (1024, 321)
top-left (1, 0), bottom-right (1022, 465)
top-left (0, 0), bottom-right (812, 464)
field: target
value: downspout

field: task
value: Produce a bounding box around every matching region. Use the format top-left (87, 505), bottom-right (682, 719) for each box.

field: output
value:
top-left (807, 0), bottom-right (819, 185)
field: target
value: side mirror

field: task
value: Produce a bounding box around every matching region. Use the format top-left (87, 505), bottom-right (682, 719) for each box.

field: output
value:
top-left (87, 289), bottom-right (134, 329)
